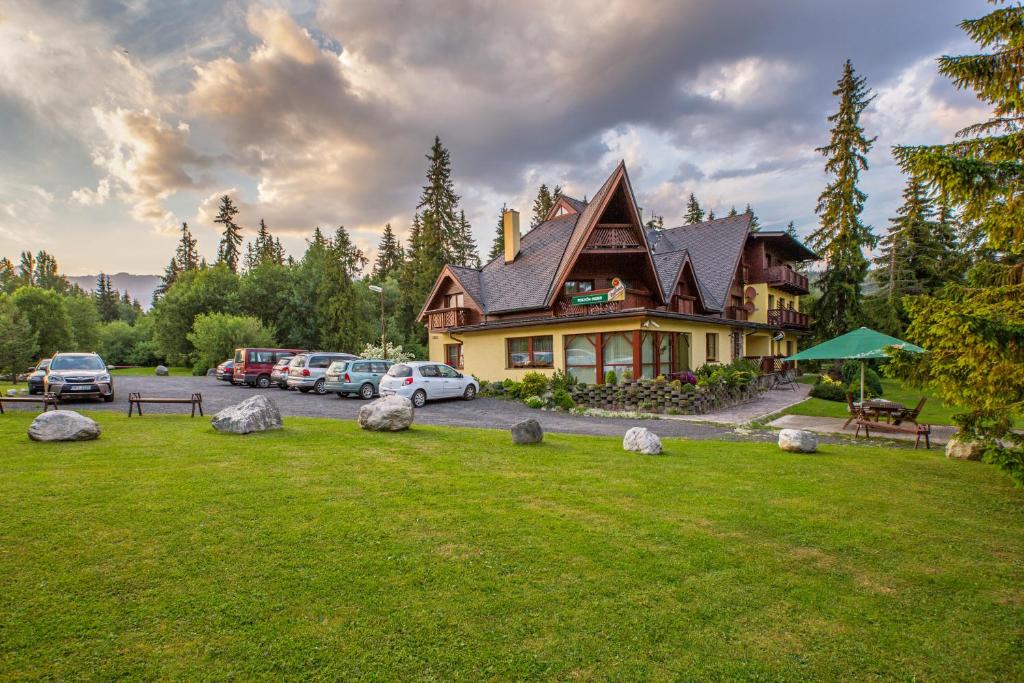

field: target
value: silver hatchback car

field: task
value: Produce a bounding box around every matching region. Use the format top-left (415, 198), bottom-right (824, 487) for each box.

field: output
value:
top-left (286, 352), bottom-right (359, 394)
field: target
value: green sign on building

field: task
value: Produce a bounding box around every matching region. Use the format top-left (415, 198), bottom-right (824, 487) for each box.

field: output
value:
top-left (571, 291), bottom-right (611, 305)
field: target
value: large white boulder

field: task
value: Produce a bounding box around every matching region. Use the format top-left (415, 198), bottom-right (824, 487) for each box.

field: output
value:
top-left (155, 365), bottom-right (169, 376)
top-left (623, 426), bottom-right (663, 455)
top-left (358, 395), bottom-right (414, 431)
top-left (211, 395), bottom-right (283, 434)
top-left (511, 419), bottom-right (544, 444)
top-left (778, 429), bottom-right (818, 453)
top-left (946, 437), bottom-right (984, 461)
top-left (28, 410), bottom-right (100, 442)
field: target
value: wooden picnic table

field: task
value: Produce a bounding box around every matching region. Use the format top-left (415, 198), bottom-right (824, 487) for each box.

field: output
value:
top-left (855, 399), bottom-right (906, 422)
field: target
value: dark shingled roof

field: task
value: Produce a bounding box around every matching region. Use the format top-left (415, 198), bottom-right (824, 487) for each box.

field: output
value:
top-left (477, 213), bottom-right (580, 313)
top-left (649, 213), bottom-right (752, 311)
top-left (560, 195), bottom-right (588, 214)
top-left (651, 249), bottom-right (689, 302)
top-left (447, 265), bottom-right (484, 308)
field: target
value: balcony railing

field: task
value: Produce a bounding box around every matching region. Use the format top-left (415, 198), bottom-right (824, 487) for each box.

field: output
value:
top-left (765, 266), bottom-right (809, 294)
top-left (555, 288), bottom-right (653, 317)
top-left (427, 306), bottom-right (469, 330)
top-left (727, 305), bottom-right (749, 321)
top-left (744, 355), bottom-right (793, 375)
top-left (767, 307), bottom-right (809, 329)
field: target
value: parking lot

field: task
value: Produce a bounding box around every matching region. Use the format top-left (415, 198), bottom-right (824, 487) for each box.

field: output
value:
top-left (16, 374), bottom-right (777, 441)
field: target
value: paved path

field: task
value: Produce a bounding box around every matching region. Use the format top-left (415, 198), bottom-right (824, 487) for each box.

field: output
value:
top-left (768, 414), bottom-right (956, 446)
top-left (664, 384), bottom-right (812, 426)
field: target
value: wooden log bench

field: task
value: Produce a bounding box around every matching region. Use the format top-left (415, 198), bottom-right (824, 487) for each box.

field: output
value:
top-left (127, 392), bottom-right (203, 417)
top-left (855, 417), bottom-right (931, 449)
top-left (0, 393), bottom-right (61, 414)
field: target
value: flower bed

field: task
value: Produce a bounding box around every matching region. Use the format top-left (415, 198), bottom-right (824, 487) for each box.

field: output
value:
top-left (570, 379), bottom-right (762, 415)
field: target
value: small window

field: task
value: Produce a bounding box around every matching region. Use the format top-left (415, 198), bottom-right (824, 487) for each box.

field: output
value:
top-left (445, 343), bottom-right (463, 369)
top-left (444, 293), bottom-right (464, 308)
top-left (706, 333), bottom-right (719, 363)
top-left (563, 280), bottom-right (594, 295)
top-left (309, 356), bottom-right (332, 369)
top-left (371, 362), bottom-right (390, 374)
top-left (419, 365), bottom-right (439, 378)
top-left (352, 362), bottom-right (370, 373)
top-left (437, 365), bottom-right (459, 378)
top-left (506, 335), bottom-right (553, 368)
top-left (249, 350), bottom-right (273, 363)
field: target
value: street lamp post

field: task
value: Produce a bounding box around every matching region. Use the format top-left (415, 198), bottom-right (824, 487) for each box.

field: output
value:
top-left (368, 284), bottom-right (386, 359)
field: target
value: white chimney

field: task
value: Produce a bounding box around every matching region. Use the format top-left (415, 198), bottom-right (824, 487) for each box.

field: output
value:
top-left (503, 209), bottom-right (521, 263)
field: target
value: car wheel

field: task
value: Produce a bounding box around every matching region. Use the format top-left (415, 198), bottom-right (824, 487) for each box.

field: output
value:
top-left (336, 392), bottom-right (345, 398)
top-left (278, 383), bottom-right (288, 390)
top-left (298, 387), bottom-right (310, 394)
top-left (256, 375), bottom-right (271, 389)
top-left (313, 379), bottom-right (327, 395)
top-left (359, 383), bottom-right (374, 400)
top-left (412, 389), bottom-right (427, 408)
top-left (103, 393), bottom-right (114, 403)
top-left (463, 384), bottom-right (476, 401)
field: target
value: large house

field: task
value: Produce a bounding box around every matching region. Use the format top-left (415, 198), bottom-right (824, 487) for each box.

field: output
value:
top-left (418, 162), bottom-right (818, 384)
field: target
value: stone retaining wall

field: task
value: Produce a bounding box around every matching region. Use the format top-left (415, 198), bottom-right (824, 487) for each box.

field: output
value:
top-left (570, 380), bottom-right (762, 415)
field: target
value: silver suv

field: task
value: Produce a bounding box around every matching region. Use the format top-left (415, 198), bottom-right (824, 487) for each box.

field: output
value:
top-left (287, 352), bottom-right (359, 394)
top-left (44, 352), bottom-right (114, 402)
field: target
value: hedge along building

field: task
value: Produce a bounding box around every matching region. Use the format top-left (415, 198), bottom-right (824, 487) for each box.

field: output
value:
top-left (418, 162), bottom-right (818, 384)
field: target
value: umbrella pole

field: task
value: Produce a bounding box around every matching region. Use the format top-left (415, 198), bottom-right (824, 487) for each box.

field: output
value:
top-left (860, 362), bottom-right (865, 405)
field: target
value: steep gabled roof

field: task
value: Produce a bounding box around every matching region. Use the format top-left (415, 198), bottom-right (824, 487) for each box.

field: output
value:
top-left (416, 263), bottom-right (486, 321)
top-left (560, 195), bottom-right (588, 214)
top-left (650, 213), bottom-right (752, 311)
top-left (477, 213), bottom-right (580, 313)
top-left (544, 162), bottom-right (662, 307)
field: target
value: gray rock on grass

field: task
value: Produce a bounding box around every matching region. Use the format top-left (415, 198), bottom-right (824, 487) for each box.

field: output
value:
top-left (511, 419), bottom-right (543, 444)
top-left (778, 429), bottom-right (818, 453)
top-left (28, 410), bottom-right (101, 442)
top-left (155, 365), bottom-right (169, 376)
top-left (623, 427), bottom-right (663, 455)
top-left (211, 395), bottom-right (283, 434)
top-left (945, 437), bottom-right (983, 461)
top-left (358, 395), bottom-right (414, 431)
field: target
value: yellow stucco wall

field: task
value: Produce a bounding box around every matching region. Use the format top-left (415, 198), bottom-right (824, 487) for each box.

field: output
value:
top-left (747, 283), bottom-right (801, 324)
top-left (429, 316), bottom-right (752, 382)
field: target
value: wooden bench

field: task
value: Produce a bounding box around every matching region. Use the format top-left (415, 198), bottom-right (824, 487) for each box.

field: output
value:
top-left (0, 394), bottom-right (60, 414)
top-left (855, 417), bottom-right (931, 449)
top-left (128, 392), bottom-right (203, 417)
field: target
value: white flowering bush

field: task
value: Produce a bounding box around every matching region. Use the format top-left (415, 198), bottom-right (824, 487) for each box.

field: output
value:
top-left (359, 343), bottom-right (415, 363)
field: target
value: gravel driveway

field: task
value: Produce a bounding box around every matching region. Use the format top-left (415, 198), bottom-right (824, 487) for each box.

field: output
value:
top-left (8, 374), bottom-right (780, 441)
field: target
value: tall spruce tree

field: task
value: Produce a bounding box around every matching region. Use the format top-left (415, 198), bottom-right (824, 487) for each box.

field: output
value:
top-left (684, 194), bottom-right (705, 224)
top-left (531, 184), bottom-right (557, 229)
top-left (744, 204), bottom-right (760, 232)
top-left (372, 223), bottom-right (404, 281)
top-left (874, 177), bottom-right (943, 300)
top-left (808, 60), bottom-right (877, 341)
top-left (318, 226), bottom-right (369, 351)
top-left (488, 205), bottom-right (505, 261)
top-left (891, 2), bottom-right (1024, 484)
top-left (728, 205), bottom-right (738, 217)
top-left (245, 219), bottom-right (281, 270)
top-left (706, 209), bottom-right (715, 221)
top-left (175, 222), bottom-right (200, 272)
top-left (94, 273), bottom-right (120, 323)
top-left (214, 195), bottom-right (243, 273)
top-left (455, 210), bottom-right (480, 268)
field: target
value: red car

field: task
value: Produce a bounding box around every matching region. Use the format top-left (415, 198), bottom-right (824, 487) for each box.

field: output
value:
top-left (233, 348), bottom-right (304, 388)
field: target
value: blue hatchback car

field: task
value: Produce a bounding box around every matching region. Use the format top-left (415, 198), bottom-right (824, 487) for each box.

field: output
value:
top-left (324, 359), bottom-right (393, 399)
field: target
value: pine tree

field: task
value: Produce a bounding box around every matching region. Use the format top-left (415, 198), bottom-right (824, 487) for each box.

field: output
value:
top-left (809, 60), bottom-right (877, 341)
top-left (531, 183), bottom-right (556, 229)
top-left (94, 273), bottom-right (120, 323)
top-left (214, 195), bottom-right (243, 273)
top-left (874, 177), bottom-right (944, 300)
top-left (455, 210), bottom-right (480, 268)
top-left (890, 3), bottom-right (1024, 483)
top-left (245, 219), bottom-right (281, 270)
top-left (488, 206), bottom-right (505, 262)
top-left (745, 204), bottom-right (760, 232)
top-left (728, 206), bottom-right (738, 217)
top-left (372, 223), bottom-right (404, 281)
top-left (706, 209), bottom-right (715, 221)
top-left (416, 136), bottom-right (461, 267)
top-left (318, 226), bottom-right (369, 350)
top-left (0, 257), bottom-right (16, 294)
top-left (684, 194), bottom-right (705, 224)
top-left (175, 222), bottom-right (200, 272)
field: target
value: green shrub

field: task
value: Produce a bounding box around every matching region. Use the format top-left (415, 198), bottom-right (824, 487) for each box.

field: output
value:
top-left (502, 379), bottom-right (522, 399)
top-left (841, 363), bottom-right (884, 397)
top-left (552, 389), bottom-right (575, 411)
top-left (549, 369), bottom-right (576, 393)
top-left (520, 371), bottom-right (549, 398)
top-left (681, 383), bottom-right (696, 394)
top-left (810, 380), bottom-right (847, 402)
top-left (621, 369), bottom-right (633, 383)
top-left (605, 370), bottom-right (618, 386)
top-left (523, 395), bottom-right (543, 409)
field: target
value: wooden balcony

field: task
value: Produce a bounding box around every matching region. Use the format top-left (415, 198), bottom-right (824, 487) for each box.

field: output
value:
top-left (727, 305), bottom-right (749, 321)
top-left (767, 307), bottom-right (810, 329)
top-left (765, 265), bottom-right (809, 294)
top-left (427, 307), bottom-right (470, 330)
top-left (555, 288), bottom-right (653, 317)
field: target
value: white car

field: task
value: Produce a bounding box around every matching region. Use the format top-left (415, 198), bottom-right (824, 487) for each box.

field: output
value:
top-left (378, 361), bottom-right (479, 407)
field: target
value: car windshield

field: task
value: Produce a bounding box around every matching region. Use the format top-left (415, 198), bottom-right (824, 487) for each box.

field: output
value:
top-left (387, 364), bottom-right (412, 378)
top-left (327, 361), bottom-right (348, 373)
top-left (50, 355), bottom-right (105, 371)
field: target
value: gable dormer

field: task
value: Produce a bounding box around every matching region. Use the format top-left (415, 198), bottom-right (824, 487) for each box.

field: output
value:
top-left (418, 266), bottom-right (484, 330)
top-left (546, 163), bottom-right (663, 308)
top-left (545, 195), bottom-right (586, 221)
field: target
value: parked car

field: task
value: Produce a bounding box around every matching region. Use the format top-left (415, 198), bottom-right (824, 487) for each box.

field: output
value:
top-left (27, 358), bottom-right (51, 395)
top-left (378, 361), bottom-right (478, 407)
top-left (44, 352), bottom-right (114, 402)
top-left (287, 352), bottom-right (360, 394)
top-left (233, 348), bottom-right (304, 388)
top-left (270, 356), bottom-right (295, 389)
top-left (324, 359), bottom-right (394, 399)
top-left (215, 359), bottom-right (235, 382)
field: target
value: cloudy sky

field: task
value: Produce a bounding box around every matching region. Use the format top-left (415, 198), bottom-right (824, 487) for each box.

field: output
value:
top-left (0, 0), bottom-right (990, 275)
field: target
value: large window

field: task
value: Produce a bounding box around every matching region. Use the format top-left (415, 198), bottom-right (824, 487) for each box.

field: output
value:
top-left (706, 333), bottom-right (719, 363)
top-left (602, 332), bottom-right (633, 378)
top-left (506, 336), bottom-right (553, 368)
top-left (563, 280), bottom-right (594, 295)
top-left (445, 343), bottom-right (463, 369)
top-left (565, 334), bottom-right (597, 384)
top-left (443, 293), bottom-right (464, 308)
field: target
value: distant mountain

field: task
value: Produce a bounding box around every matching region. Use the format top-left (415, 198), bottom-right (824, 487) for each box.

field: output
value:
top-left (67, 273), bottom-right (162, 309)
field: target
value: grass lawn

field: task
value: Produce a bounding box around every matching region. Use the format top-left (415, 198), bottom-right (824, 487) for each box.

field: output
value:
top-left (1, 413), bottom-right (1021, 680)
top-left (788, 376), bottom-right (963, 426)
top-left (110, 366), bottom-right (194, 377)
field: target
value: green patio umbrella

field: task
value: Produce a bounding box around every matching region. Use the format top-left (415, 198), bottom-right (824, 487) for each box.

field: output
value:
top-left (784, 327), bottom-right (925, 404)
